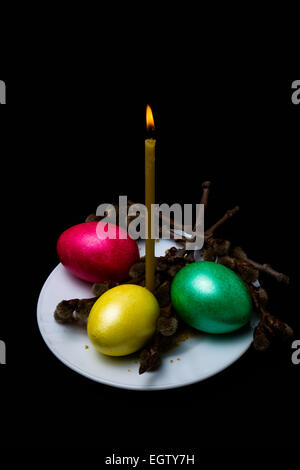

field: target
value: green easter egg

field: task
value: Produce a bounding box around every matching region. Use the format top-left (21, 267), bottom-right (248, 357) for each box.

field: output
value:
top-left (171, 261), bottom-right (252, 334)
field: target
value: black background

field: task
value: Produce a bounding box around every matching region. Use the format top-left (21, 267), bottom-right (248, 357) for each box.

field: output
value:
top-left (0, 76), bottom-right (299, 451)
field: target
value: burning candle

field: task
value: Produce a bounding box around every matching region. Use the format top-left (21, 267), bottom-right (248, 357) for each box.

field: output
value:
top-left (145, 105), bottom-right (156, 292)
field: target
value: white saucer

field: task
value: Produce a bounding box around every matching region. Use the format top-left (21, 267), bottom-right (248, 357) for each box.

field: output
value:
top-left (37, 240), bottom-right (258, 391)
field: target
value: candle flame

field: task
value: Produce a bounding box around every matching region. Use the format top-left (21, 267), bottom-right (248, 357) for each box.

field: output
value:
top-left (146, 105), bottom-right (155, 131)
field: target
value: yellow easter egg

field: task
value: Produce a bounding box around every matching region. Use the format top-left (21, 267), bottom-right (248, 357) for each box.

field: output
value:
top-left (87, 284), bottom-right (160, 357)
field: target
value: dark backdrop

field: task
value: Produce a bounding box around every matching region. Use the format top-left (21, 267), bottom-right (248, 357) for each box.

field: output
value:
top-left (0, 77), bottom-right (299, 451)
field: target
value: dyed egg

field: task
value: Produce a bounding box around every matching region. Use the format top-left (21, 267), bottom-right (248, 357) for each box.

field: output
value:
top-left (171, 262), bottom-right (252, 334)
top-left (87, 284), bottom-right (160, 356)
top-left (57, 222), bottom-right (139, 283)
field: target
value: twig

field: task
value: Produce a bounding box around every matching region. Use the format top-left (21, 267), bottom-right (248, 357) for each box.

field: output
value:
top-left (200, 181), bottom-right (212, 210)
top-left (249, 286), bottom-right (294, 351)
top-left (247, 260), bottom-right (289, 285)
top-left (233, 247), bottom-right (290, 285)
top-left (192, 180), bottom-right (212, 236)
top-left (205, 206), bottom-right (240, 240)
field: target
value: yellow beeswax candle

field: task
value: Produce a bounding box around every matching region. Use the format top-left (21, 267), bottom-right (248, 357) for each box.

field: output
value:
top-left (145, 105), bottom-right (156, 292)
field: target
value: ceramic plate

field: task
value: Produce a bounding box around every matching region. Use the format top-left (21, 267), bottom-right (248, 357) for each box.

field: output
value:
top-left (37, 240), bottom-right (258, 391)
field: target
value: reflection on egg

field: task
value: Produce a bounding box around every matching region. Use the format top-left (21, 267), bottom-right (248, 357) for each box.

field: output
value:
top-left (171, 261), bottom-right (252, 334)
top-left (57, 222), bottom-right (139, 283)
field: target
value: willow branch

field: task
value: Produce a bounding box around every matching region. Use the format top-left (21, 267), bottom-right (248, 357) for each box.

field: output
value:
top-left (247, 260), bottom-right (289, 285)
top-left (249, 286), bottom-right (294, 351)
top-left (200, 181), bottom-right (212, 210)
top-left (233, 247), bottom-right (290, 285)
top-left (205, 206), bottom-right (240, 240)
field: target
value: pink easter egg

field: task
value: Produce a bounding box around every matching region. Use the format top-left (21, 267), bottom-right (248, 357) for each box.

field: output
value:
top-left (57, 222), bottom-right (140, 283)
